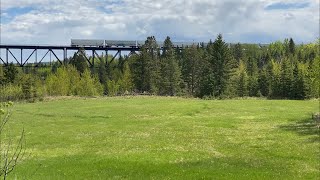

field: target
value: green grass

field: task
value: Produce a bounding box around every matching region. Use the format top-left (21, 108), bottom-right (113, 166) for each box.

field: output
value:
top-left (5, 96), bottom-right (320, 179)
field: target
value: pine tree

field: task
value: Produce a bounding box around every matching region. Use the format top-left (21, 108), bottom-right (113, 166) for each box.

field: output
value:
top-left (4, 63), bottom-right (18, 84)
top-left (305, 57), bottom-right (320, 98)
top-left (292, 62), bottom-right (305, 99)
top-left (247, 57), bottom-right (259, 96)
top-left (120, 63), bottom-right (133, 94)
top-left (280, 58), bottom-right (294, 98)
top-left (130, 36), bottom-right (161, 93)
top-left (159, 36), bottom-right (182, 96)
top-left (181, 46), bottom-right (203, 96)
top-left (0, 67), bottom-right (4, 86)
top-left (207, 34), bottom-right (233, 97)
top-left (233, 43), bottom-right (243, 62)
top-left (236, 60), bottom-right (248, 97)
top-left (98, 59), bottom-right (107, 85)
top-left (70, 49), bottom-right (88, 74)
top-left (128, 54), bottom-right (144, 92)
top-left (268, 60), bottom-right (282, 98)
top-left (258, 67), bottom-right (269, 97)
top-left (289, 38), bottom-right (295, 55)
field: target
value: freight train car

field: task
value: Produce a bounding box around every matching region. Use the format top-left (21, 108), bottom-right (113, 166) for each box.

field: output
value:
top-left (105, 40), bottom-right (137, 47)
top-left (71, 39), bottom-right (105, 47)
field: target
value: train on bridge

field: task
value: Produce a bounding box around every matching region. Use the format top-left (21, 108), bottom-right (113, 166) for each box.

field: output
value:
top-left (71, 39), bottom-right (201, 48)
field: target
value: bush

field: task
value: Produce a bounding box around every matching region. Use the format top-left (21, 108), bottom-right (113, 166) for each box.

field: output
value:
top-left (77, 70), bottom-right (103, 97)
top-left (107, 80), bottom-right (120, 96)
top-left (45, 66), bottom-right (103, 97)
top-left (0, 84), bottom-right (24, 101)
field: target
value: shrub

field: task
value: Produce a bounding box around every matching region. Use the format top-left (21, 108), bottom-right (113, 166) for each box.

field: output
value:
top-left (0, 84), bottom-right (24, 101)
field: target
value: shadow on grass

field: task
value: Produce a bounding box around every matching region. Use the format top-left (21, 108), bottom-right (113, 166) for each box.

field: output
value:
top-left (279, 118), bottom-right (320, 142)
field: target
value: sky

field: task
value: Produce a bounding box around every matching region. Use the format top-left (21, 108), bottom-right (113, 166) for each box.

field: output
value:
top-left (0, 0), bottom-right (319, 45)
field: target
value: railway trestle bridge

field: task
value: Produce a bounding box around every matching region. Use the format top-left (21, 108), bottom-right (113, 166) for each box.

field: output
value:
top-left (0, 45), bottom-right (141, 67)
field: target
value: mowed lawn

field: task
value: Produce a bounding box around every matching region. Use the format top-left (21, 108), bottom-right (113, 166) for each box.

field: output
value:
top-left (6, 97), bottom-right (320, 179)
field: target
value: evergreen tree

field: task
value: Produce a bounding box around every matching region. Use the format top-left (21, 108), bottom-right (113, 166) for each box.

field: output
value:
top-left (236, 60), bottom-right (248, 97)
top-left (258, 68), bottom-right (269, 97)
top-left (233, 43), bottom-right (243, 62)
top-left (206, 34), bottom-right (233, 97)
top-left (280, 58), bottom-right (293, 98)
top-left (159, 36), bottom-right (182, 96)
top-left (291, 62), bottom-right (305, 99)
top-left (181, 46), bottom-right (203, 96)
top-left (246, 57), bottom-right (259, 96)
top-left (119, 62), bottom-right (133, 94)
top-left (4, 63), bottom-right (18, 84)
top-left (130, 36), bottom-right (161, 93)
top-left (128, 54), bottom-right (144, 92)
top-left (305, 57), bottom-right (320, 98)
top-left (268, 60), bottom-right (282, 98)
top-left (98, 59), bottom-right (107, 84)
top-left (0, 66), bottom-right (4, 86)
top-left (21, 75), bottom-right (33, 100)
top-left (70, 49), bottom-right (88, 74)
top-left (269, 41), bottom-right (285, 61)
top-left (289, 38), bottom-right (295, 55)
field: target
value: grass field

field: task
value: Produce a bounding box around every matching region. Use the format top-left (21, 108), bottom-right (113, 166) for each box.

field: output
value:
top-left (5, 97), bottom-right (320, 179)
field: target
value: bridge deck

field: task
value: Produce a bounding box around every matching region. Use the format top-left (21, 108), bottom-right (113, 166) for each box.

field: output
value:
top-left (0, 45), bottom-right (140, 51)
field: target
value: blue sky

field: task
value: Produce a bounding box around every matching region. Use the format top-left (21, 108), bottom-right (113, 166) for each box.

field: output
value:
top-left (0, 0), bottom-right (319, 45)
top-left (264, 2), bottom-right (310, 10)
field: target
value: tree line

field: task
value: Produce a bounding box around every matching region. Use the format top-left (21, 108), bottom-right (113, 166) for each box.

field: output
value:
top-left (0, 34), bottom-right (319, 101)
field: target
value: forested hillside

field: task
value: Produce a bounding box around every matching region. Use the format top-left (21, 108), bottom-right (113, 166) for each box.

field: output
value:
top-left (0, 35), bottom-right (319, 101)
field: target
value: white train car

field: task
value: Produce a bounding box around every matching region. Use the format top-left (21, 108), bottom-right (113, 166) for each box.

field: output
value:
top-left (105, 40), bottom-right (137, 47)
top-left (71, 39), bottom-right (105, 47)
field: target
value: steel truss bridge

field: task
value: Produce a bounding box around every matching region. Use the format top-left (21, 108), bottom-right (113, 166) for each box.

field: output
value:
top-left (0, 45), bottom-right (142, 67)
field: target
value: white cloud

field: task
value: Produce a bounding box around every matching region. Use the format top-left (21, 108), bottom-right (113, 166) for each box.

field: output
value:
top-left (0, 0), bottom-right (318, 45)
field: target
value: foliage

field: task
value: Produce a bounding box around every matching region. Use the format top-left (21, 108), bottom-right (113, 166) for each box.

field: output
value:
top-left (0, 84), bottom-right (24, 102)
top-left (70, 49), bottom-right (88, 73)
top-left (46, 65), bottom-right (102, 97)
top-left (77, 69), bottom-right (103, 97)
top-left (181, 45), bottom-right (203, 96)
top-left (1, 35), bottom-right (319, 100)
top-left (107, 80), bottom-right (120, 96)
top-left (203, 34), bottom-right (233, 97)
top-left (159, 36), bottom-right (182, 96)
top-left (236, 60), bottom-right (248, 97)
top-left (3, 63), bottom-right (18, 84)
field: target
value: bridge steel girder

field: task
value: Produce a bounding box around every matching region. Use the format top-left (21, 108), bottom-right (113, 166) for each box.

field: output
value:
top-left (110, 50), bottom-right (120, 64)
top-left (49, 49), bottom-right (63, 65)
top-left (76, 49), bottom-right (92, 67)
top-left (0, 45), bottom-right (140, 67)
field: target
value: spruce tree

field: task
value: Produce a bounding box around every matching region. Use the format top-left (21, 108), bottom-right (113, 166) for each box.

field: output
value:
top-left (98, 59), bottom-right (107, 85)
top-left (130, 36), bottom-right (161, 93)
top-left (159, 36), bottom-right (182, 96)
top-left (268, 60), bottom-right (282, 98)
top-left (4, 63), bottom-right (18, 84)
top-left (233, 43), bottom-right (243, 62)
top-left (237, 60), bottom-right (248, 97)
top-left (247, 57), bottom-right (259, 96)
top-left (207, 34), bottom-right (233, 97)
top-left (70, 50), bottom-right (88, 74)
top-left (258, 67), bottom-right (269, 97)
top-left (292, 62), bottom-right (305, 99)
top-left (280, 58), bottom-right (294, 98)
top-left (182, 46), bottom-right (203, 96)
top-left (289, 38), bottom-right (295, 55)
top-left (145, 36), bottom-right (161, 94)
